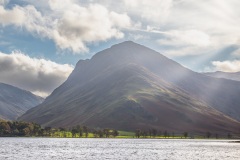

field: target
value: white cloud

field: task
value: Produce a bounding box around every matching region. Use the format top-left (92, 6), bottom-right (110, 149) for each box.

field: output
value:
top-left (0, 51), bottom-right (73, 97)
top-left (1, 0), bottom-right (240, 59)
top-left (119, 0), bottom-right (240, 57)
top-left (211, 60), bottom-right (240, 72)
top-left (0, 4), bottom-right (52, 39)
top-left (123, 0), bottom-right (173, 24)
top-left (0, 5), bottom-right (26, 26)
top-left (83, 0), bottom-right (240, 58)
top-left (51, 3), bottom-right (131, 53)
top-left (0, 0), bottom-right (8, 6)
top-left (128, 34), bottom-right (147, 41)
top-left (156, 29), bottom-right (212, 57)
top-left (0, 1), bottom-right (131, 53)
top-left (158, 30), bottom-right (211, 47)
top-left (161, 0), bottom-right (240, 56)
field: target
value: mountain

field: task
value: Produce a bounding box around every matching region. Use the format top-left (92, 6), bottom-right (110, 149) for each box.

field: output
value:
top-left (204, 71), bottom-right (240, 81)
top-left (0, 83), bottom-right (44, 120)
top-left (20, 41), bottom-right (240, 133)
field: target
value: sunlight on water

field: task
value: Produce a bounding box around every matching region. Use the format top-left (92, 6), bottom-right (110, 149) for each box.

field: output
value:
top-left (0, 138), bottom-right (239, 160)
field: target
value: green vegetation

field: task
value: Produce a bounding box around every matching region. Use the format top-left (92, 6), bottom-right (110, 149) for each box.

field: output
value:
top-left (0, 120), bottom-right (239, 139)
top-left (0, 120), bottom-right (119, 138)
top-left (0, 120), bottom-right (41, 137)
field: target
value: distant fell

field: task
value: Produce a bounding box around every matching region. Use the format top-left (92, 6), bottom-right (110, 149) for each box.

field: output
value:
top-left (0, 83), bottom-right (44, 120)
top-left (204, 71), bottom-right (240, 81)
top-left (19, 41), bottom-right (240, 133)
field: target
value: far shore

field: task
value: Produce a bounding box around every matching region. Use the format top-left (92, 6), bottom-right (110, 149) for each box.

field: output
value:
top-left (1, 136), bottom-right (240, 141)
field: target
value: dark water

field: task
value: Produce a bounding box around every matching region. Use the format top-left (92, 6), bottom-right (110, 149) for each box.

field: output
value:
top-left (0, 138), bottom-right (239, 160)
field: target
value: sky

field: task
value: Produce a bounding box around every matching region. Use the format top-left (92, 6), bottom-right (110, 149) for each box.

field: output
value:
top-left (0, 0), bottom-right (240, 97)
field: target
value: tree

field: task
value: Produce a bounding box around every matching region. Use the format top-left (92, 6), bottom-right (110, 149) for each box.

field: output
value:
top-left (142, 130), bottom-right (148, 138)
top-left (27, 123), bottom-right (34, 136)
top-left (71, 128), bottom-right (78, 138)
top-left (0, 121), bottom-right (11, 136)
top-left (158, 130), bottom-right (162, 137)
top-left (183, 132), bottom-right (188, 138)
top-left (164, 130), bottom-right (168, 138)
top-left (33, 123), bottom-right (41, 136)
top-left (23, 127), bottom-right (31, 136)
top-left (135, 129), bottom-right (141, 138)
top-left (206, 132), bottom-right (211, 138)
top-left (93, 129), bottom-right (98, 138)
top-left (103, 128), bottom-right (110, 138)
top-left (152, 129), bottom-right (157, 138)
top-left (79, 127), bottom-right (83, 137)
top-left (75, 125), bottom-right (81, 137)
top-left (112, 130), bottom-right (119, 138)
top-left (13, 129), bottom-right (19, 135)
top-left (227, 133), bottom-right (232, 139)
top-left (59, 127), bottom-right (66, 138)
top-left (98, 129), bottom-right (104, 138)
top-left (44, 127), bottom-right (52, 136)
top-left (83, 126), bottom-right (88, 138)
top-left (38, 129), bottom-right (44, 137)
top-left (149, 129), bottom-right (152, 138)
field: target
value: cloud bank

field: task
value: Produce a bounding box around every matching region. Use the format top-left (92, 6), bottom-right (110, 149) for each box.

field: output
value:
top-left (1, 0), bottom-right (240, 74)
top-left (211, 60), bottom-right (240, 72)
top-left (0, 0), bottom-right (131, 53)
top-left (1, 0), bottom-right (240, 57)
top-left (0, 51), bottom-right (73, 97)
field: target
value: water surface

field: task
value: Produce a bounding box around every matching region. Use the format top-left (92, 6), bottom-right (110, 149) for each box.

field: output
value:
top-left (0, 138), bottom-right (239, 160)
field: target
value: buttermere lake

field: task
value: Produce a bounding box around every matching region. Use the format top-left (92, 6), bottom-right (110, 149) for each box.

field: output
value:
top-left (0, 138), bottom-right (239, 160)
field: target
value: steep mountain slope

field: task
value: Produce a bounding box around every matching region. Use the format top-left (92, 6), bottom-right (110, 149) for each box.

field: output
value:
top-left (0, 83), bottom-right (44, 120)
top-left (204, 71), bottom-right (240, 81)
top-left (20, 41), bottom-right (240, 133)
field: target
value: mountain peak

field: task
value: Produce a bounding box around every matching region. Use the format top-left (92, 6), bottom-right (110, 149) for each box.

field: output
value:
top-left (111, 41), bottom-right (139, 47)
top-left (91, 40), bottom-right (164, 63)
top-left (110, 41), bottom-right (149, 52)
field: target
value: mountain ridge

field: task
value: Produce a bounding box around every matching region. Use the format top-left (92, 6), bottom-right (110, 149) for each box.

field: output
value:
top-left (0, 82), bottom-right (44, 120)
top-left (19, 41), bottom-right (240, 133)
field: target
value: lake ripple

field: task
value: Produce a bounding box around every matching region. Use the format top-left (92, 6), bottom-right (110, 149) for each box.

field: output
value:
top-left (0, 138), bottom-right (239, 160)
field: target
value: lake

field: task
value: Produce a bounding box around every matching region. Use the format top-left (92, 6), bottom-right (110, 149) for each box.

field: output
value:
top-left (0, 138), bottom-right (239, 160)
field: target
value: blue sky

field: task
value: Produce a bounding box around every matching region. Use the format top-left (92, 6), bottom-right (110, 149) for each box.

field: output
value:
top-left (0, 0), bottom-right (240, 96)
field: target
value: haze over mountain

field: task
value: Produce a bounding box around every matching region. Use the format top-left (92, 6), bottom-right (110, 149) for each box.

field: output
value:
top-left (20, 41), bottom-right (240, 133)
top-left (0, 83), bottom-right (44, 120)
top-left (204, 71), bottom-right (240, 82)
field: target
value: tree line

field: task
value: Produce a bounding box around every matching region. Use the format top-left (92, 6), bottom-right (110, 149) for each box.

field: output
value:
top-left (134, 129), bottom-right (237, 139)
top-left (0, 120), bottom-right (119, 138)
top-left (0, 120), bottom-right (41, 137)
top-left (66, 125), bottom-right (119, 138)
top-left (135, 129), bottom-right (188, 138)
top-left (0, 120), bottom-right (237, 139)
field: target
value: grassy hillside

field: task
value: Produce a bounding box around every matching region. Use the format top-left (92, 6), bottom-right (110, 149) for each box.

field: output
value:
top-left (19, 41), bottom-right (240, 134)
